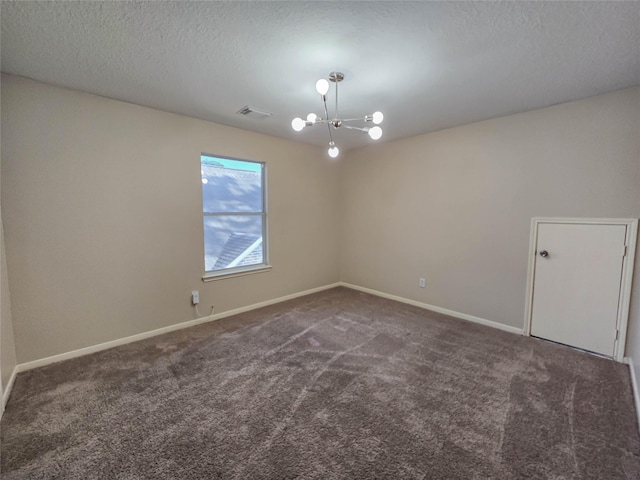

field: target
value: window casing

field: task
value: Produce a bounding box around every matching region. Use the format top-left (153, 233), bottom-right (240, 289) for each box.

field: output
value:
top-left (201, 155), bottom-right (268, 279)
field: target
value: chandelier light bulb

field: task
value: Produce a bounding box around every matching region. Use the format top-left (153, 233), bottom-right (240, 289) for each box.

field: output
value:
top-left (368, 126), bottom-right (383, 140)
top-left (328, 143), bottom-right (340, 158)
top-left (291, 117), bottom-right (305, 132)
top-left (316, 79), bottom-right (330, 96)
top-left (372, 111), bottom-right (384, 125)
top-left (307, 113), bottom-right (317, 123)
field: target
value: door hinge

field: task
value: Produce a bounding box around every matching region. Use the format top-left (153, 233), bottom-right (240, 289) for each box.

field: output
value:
top-left (615, 330), bottom-right (620, 341)
top-left (622, 245), bottom-right (627, 257)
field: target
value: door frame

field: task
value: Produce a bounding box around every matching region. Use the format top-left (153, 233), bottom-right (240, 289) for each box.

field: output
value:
top-left (523, 217), bottom-right (638, 362)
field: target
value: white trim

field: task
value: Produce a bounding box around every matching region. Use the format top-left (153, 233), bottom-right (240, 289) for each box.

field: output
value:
top-left (13, 280), bottom-right (522, 375)
top-left (339, 282), bottom-right (523, 335)
top-left (15, 282), bottom-right (341, 373)
top-left (202, 265), bottom-right (272, 282)
top-left (2, 365), bottom-right (18, 411)
top-left (624, 357), bottom-right (640, 433)
top-left (523, 217), bottom-right (539, 337)
top-left (524, 217), bottom-right (638, 362)
top-left (619, 222), bottom-right (638, 361)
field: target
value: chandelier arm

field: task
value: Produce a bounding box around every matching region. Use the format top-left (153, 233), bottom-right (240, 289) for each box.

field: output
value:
top-left (340, 117), bottom-right (369, 123)
top-left (342, 125), bottom-right (369, 133)
top-left (321, 95), bottom-right (334, 144)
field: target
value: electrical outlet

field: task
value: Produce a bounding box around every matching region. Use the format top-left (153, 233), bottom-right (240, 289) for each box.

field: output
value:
top-left (419, 278), bottom-right (426, 288)
top-left (191, 290), bottom-right (200, 305)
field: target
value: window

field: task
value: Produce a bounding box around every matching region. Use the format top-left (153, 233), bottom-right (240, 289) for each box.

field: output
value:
top-left (201, 155), bottom-right (268, 278)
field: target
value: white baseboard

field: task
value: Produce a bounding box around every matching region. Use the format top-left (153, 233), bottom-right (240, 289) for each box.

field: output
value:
top-left (339, 282), bottom-right (523, 335)
top-left (11, 281), bottom-right (521, 382)
top-left (2, 365), bottom-right (18, 411)
top-left (15, 282), bottom-right (341, 374)
top-left (624, 357), bottom-right (640, 433)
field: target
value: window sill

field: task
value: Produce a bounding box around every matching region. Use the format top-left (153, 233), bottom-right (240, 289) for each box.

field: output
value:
top-left (202, 265), bottom-right (272, 282)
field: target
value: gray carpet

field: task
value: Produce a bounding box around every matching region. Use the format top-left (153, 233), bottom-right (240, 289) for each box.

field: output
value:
top-left (2, 287), bottom-right (639, 479)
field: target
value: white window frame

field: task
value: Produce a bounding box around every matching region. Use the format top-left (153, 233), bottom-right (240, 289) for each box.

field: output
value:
top-left (201, 154), bottom-right (270, 281)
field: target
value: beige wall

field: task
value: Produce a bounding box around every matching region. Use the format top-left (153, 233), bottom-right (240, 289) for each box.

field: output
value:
top-left (2, 73), bottom-right (639, 373)
top-left (1, 74), bottom-right (340, 364)
top-left (340, 86), bottom-right (640, 334)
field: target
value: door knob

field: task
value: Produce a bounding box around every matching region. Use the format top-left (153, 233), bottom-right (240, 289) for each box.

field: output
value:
top-left (539, 250), bottom-right (549, 257)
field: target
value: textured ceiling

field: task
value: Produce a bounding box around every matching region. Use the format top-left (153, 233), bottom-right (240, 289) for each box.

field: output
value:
top-left (2, 1), bottom-right (639, 152)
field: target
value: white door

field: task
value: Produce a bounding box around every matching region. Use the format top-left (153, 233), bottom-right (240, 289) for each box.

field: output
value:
top-left (530, 222), bottom-right (627, 357)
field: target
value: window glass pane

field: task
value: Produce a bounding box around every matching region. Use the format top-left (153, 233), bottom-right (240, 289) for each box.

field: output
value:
top-left (202, 157), bottom-right (262, 213)
top-left (204, 215), bottom-right (264, 272)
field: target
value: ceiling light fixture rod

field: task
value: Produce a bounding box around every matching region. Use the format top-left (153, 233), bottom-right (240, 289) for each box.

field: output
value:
top-left (343, 117), bottom-right (374, 122)
top-left (291, 71), bottom-right (384, 159)
top-left (332, 72), bottom-right (341, 120)
top-left (321, 93), bottom-right (334, 145)
top-left (341, 125), bottom-right (369, 133)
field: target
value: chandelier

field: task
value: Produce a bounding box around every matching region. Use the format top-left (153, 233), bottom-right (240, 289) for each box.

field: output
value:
top-left (291, 72), bottom-right (384, 158)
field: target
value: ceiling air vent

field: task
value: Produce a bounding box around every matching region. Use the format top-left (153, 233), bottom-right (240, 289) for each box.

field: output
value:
top-left (236, 106), bottom-right (272, 120)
